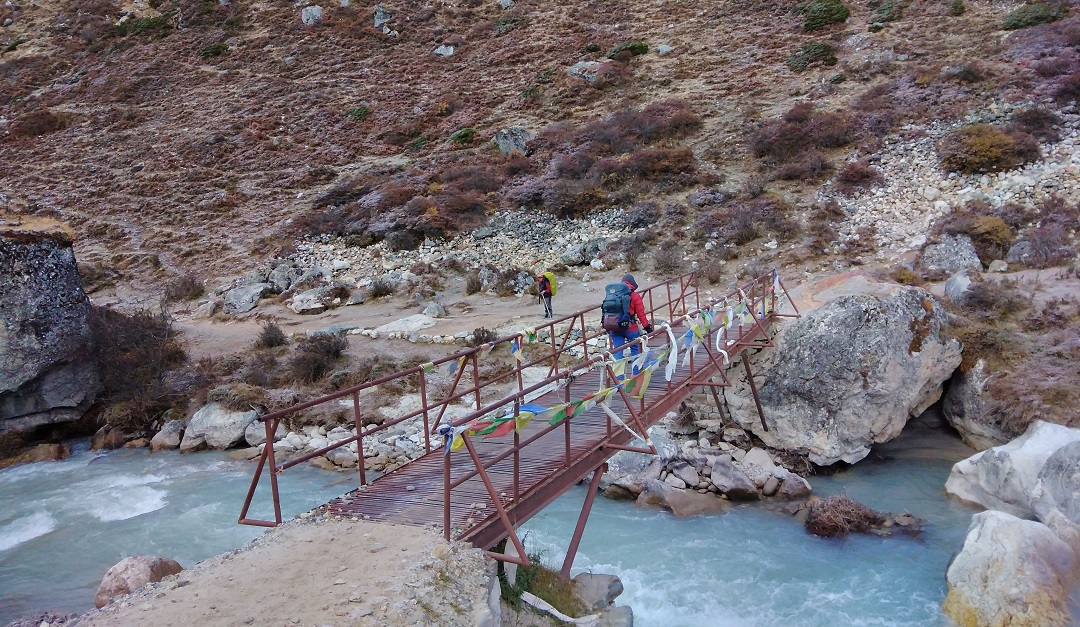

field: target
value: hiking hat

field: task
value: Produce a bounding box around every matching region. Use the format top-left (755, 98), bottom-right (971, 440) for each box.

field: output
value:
top-left (622, 274), bottom-right (638, 289)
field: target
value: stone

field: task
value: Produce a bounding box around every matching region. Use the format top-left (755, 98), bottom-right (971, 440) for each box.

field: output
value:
top-left (1, 228), bottom-right (100, 435)
top-left (373, 314), bottom-right (436, 336)
top-left (373, 5), bottom-right (392, 28)
top-left (946, 420), bottom-right (1080, 523)
top-left (94, 556), bottom-right (183, 608)
top-left (91, 425), bottom-right (128, 451)
top-left (497, 0), bottom-right (513, 8)
top-left (987, 260), bottom-right (1008, 273)
top-left (193, 298), bottom-right (222, 319)
top-left (434, 45), bottom-right (454, 57)
top-left (635, 479), bottom-right (728, 517)
top-left (181, 403), bottom-right (260, 452)
top-left (567, 61), bottom-right (603, 84)
top-left (301, 5), bottom-right (323, 26)
top-left (422, 301), bottom-right (447, 318)
top-left (762, 476), bottom-right (780, 497)
top-left (942, 511), bottom-right (1077, 627)
top-left (331, 259), bottom-right (351, 272)
top-left (942, 359), bottom-right (1008, 450)
top-left (223, 283), bottom-right (272, 314)
top-left (267, 264), bottom-right (302, 293)
top-left (669, 462), bottom-right (700, 487)
top-left (601, 427), bottom-right (676, 496)
top-left (920, 234), bottom-right (982, 273)
top-left (943, 269), bottom-right (972, 304)
top-left (493, 127), bottom-right (529, 155)
top-left (572, 573), bottom-right (623, 611)
top-left (5, 442), bottom-right (70, 465)
top-left (777, 473), bottom-right (812, 499)
top-left (725, 277), bottom-right (961, 465)
top-left (656, 44), bottom-right (674, 55)
top-left (560, 244), bottom-right (587, 266)
top-left (710, 458), bottom-right (759, 500)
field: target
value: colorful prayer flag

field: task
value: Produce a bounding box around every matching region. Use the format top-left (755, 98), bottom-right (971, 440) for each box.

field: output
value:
top-left (510, 340), bottom-right (524, 362)
top-left (623, 367), bottom-right (653, 399)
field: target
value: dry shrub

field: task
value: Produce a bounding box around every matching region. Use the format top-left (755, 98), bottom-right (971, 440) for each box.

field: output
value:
top-left (469, 327), bottom-right (498, 347)
top-left (206, 383), bottom-right (267, 412)
top-left (91, 306), bottom-right (187, 432)
top-left (805, 495), bottom-right (884, 537)
top-left (289, 333), bottom-right (348, 384)
top-left (835, 160), bottom-right (884, 194)
top-left (1007, 107), bottom-right (1062, 142)
top-left (962, 278), bottom-right (1028, 320)
top-left (465, 272), bottom-right (483, 295)
top-left (163, 273), bottom-right (204, 302)
top-left (937, 214), bottom-right (1015, 264)
top-left (653, 243), bottom-right (682, 274)
top-left (368, 279), bottom-right (394, 298)
top-left (774, 150), bottom-right (831, 181)
top-left (255, 322), bottom-right (288, 349)
top-left (1054, 73), bottom-right (1080, 103)
top-left (748, 104), bottom-right (856, 172)
top-left (938, 124), bottom-right (1041, 174)
top-left (9, 109), bottom-right (68, 138)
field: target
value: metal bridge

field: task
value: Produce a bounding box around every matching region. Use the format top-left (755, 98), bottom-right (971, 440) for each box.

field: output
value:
top-left (239, 270), bottom-right (797, 577)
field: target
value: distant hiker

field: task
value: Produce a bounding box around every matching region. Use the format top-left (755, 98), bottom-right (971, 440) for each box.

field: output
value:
top-left (537, 271), bottom-right (556, 319)
top-left (601, 273), bottom-right (653, 360)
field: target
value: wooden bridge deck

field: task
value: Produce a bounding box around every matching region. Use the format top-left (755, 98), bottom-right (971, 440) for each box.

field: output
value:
top-left (322, 317), bottom-right (773, 549)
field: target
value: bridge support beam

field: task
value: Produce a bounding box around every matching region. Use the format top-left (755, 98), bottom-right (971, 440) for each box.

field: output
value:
top-left (560, 463), bottom-right (608, 581)
top-left (742, 357), bottom-right (769, 432)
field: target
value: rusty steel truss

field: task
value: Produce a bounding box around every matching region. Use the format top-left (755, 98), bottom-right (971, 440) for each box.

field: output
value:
top-left (239, 270), bottom-right (797, 577)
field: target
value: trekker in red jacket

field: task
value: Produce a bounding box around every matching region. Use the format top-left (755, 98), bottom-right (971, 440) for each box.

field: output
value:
top-left (610, 274), bottom-right (653, 359)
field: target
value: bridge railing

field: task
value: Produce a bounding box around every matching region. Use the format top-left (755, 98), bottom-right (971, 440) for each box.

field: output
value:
top-left (238, 270), bottom-right (797, 529)
top-left (240, 271), bottom-right (696, 526)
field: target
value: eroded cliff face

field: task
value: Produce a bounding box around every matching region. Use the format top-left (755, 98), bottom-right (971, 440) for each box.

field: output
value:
top-left (0, 222), bottom-right (99, 434)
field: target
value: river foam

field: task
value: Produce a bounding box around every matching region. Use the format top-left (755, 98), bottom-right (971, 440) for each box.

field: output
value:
top-left (0, 511), bottom-right (57, 553)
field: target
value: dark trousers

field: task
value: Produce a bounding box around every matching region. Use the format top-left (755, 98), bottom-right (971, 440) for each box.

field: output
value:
top-left (541, 294), bottom-right (553, 317)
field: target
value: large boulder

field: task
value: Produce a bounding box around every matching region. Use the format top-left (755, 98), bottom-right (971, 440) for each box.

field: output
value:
top-left (94, 556), bottom-right (183, 608)
top-left (600, 426), bottom-right (676, 498)
top-left (724, 275), bottom-right (961, 465)
top-left (223, 283), bottom-right (272, 314)
top-left (150, 420), bottom-right (185, 452)
top-left (945, 420), bottom-right (1080, 523)
top-left (920, 233), bottom-right (982, 273)
top-left (709, 458), bottom-right (758, 500)
top-left (942, 358), bottom-right (1010, 451)
top-left (180, 403), bottom-right (259, 452)
top-left (942, 510), bottom-right (1078, 627)
top-left (0, 224), bottom-right (100, 435)
top-left (635, 478), bottom-right (728, 517)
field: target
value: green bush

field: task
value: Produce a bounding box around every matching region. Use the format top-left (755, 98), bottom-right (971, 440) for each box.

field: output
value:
top-left (786, 42), bottom-right (837, 72)
top-left (803, 0), bottom-right (850, 31)
top-left (607, 41), bottom-right (649, 59)
top-left (449, 128), bottom-right (477, 144)
top-left (1003, 3), bottom-right (1066, 30)
top-left (939, 124), bottom-right (1041, 174)
top-left (110, 15), bottom-right (171, 37)
top-left (869, 0), bottom-right (905, 30)
top-left (198, 42), bottom-right (228, 59)
top-left (346, 106), bottom-right (370, 121)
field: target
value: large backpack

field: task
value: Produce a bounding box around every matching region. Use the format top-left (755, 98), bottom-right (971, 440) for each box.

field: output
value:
top-left (542, 271), bottom-right (557, 296)
top-left (601, 282), bottom-right (634, 333)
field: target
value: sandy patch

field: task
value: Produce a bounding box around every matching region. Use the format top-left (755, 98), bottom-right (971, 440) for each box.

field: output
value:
top-left (70, 516), bottom-right (498, 627)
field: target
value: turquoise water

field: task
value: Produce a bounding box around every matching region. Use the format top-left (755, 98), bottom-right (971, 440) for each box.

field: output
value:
top-left (0, 428), bottom-right (994, 626)
top-left (519, 428), bottom-right (982, 626)
top-left (0, 441), bottom-right (350, 624)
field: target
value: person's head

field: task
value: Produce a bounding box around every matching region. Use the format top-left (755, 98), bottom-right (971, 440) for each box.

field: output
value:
top-left (622, 274), bottom-right (638, 290)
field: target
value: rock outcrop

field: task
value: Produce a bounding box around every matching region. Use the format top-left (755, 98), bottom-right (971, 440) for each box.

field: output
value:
top-left (0, 222), bottom-right (100, 435)
top-left (179, 403), bottom-right (259, 452)
top-left (941, 358), bottom-right (1010, 451)
top-left (94, 556), bottom-right (183, 608)
top-left (945, 420), bottom-right (1080, 523)
top-left (724, 275), bottom-right (961, 465)
top-left (942, 510), bottom-right (1078, 627)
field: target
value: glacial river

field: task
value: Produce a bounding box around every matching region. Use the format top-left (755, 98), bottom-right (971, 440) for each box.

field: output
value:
top-left (0, 426), bottom-right (1039, 626)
